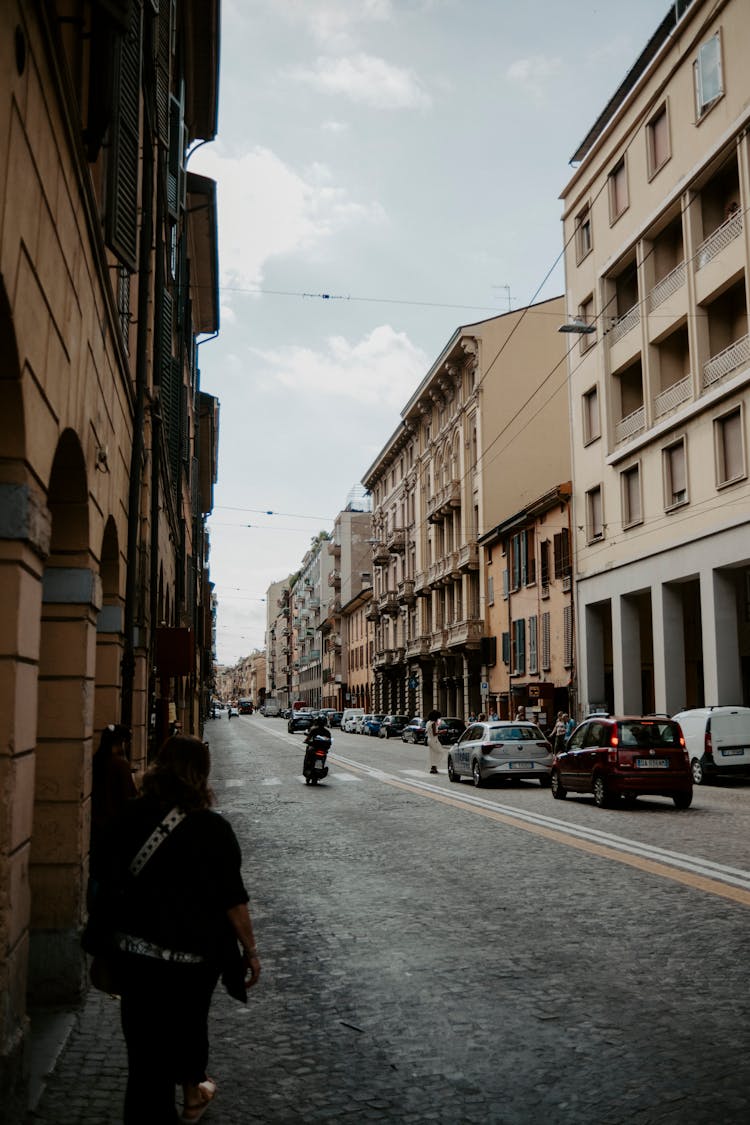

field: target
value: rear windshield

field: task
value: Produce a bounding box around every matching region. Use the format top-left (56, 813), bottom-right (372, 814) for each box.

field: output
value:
top-left (488, 725), bottom-right (544, 742)
top-left (441, 719), bottom-right (465, 729)
top-left (617, 720), bottom-right (681, 748)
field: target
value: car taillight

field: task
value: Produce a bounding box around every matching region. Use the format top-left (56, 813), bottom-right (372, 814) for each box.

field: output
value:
top-left (315, 748), bottom-right (326, 758)
top-left (610, 733), bottom-right (619, 748)
top-left (704, 731), bottom-right (713, 758)
top-left (481, 742), bottom-right (495, 755)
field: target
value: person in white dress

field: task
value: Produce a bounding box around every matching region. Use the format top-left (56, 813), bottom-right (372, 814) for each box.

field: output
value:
top-left (426, 710), bottom-right (442, 774)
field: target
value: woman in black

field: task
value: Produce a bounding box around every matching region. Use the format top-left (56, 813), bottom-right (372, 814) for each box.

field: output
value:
top-left (102, 735), bottom-right (261, 1123)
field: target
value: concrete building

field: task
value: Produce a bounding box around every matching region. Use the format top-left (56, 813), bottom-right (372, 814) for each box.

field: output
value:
top-left (363, 301), bottom-right (567, 721)
top-left (291, 536), bottom-right (333, 710)
top-left (0, 0), bottom-right (220, 1113)
top-left (342, 588), bottom-right (375, 712)
top-left (265, 577), bottom-right (292, 709)
top-left (561, 0), bottom-right (750, 714)
top-left (321, 502), bottom-right (373, 711)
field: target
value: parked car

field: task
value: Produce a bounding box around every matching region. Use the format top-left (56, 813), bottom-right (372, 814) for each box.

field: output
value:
top-left (672, 706), bottom-right (750, 784)
top-left (341, 708), bottom-right (365, 733)
top-left (551, 715), bottom-right (692, 808)
top-left (238, 699), bottom-right (254, 714)
top-left (447, 721), bottom-right (553, 786)
top-left (325, 711), bottom-right (343, 728)
top-left (288, 713), bottom-right (314, 734)
top-left (363, 714), bottom-right (386, 736)
top-left (402, 718), bottom-right (428, 744)
top-left (436, 717), bottom-right (466, 745)
top-left (379, 715), bottom-right (411, 739)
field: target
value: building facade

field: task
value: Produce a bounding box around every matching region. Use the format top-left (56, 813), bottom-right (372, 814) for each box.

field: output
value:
top-left (321, 504), bottom-right (372, 711)
top-left (0, 0), bottom-right (220, 1112)
top-left (561, 0), bottom-right (750, 715)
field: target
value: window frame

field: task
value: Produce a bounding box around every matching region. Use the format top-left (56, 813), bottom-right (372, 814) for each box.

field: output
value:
top-left (582, 384), bottom-right (601, 445)
top-left (663, 436), bottom-right (689, 511)
top-left (578, 295), bottom-right (596, 354)
top-left (694, 31), bottom-right (724, 121)
top-left (607, 156), bottom-right (629, 225)
top-left (646, 101), bottom-right (671, 180)
top-left (575, 203), bottom-right (593, 264)
top-left (586, 485), bottom-right (604, 543)
top-left (620, 462), bottom-right (643, 529)
top-left (714, 406), bottom-right (746, 489)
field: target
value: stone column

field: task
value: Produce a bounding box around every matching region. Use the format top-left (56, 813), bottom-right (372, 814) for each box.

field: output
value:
top-left (700, 567), bottom-right (742, 704)
top-left (612, 594), bottom-right (642, 715)
top-left (652, 581), bottom-right (686, 714)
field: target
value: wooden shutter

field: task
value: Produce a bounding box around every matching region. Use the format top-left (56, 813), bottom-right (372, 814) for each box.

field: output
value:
top-left (541, 612), bottom-right (551, 671)
top-left (105, 0), bottom-right (141, 270)
top-left (529, 616), bottom-right (538, 674)
top-left (155, 0), bottom-right (174, 146)
top-left (167, 93), bottom-right (184, 219)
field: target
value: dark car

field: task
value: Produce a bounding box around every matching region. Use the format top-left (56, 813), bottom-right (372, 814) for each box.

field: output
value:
top-left (402, 718), bottom-right (428, 744)
top-left (551, 715), bottom-right (693, 809)
top-left (436, 717), bottom-right (466, 745)
top-left (327, 711), bottom-right (343, 728)
top-left (288, 713), bottom-right (314, 734)
top-left (379, 715), bottom-right (411, 739)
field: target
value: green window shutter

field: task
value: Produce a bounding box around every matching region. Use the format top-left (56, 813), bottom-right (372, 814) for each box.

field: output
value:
top-left (155, 0), bottom-right (173, 146)
top-left (167, 93), bottom-right (185, 219)
top-left (105, 0), bottom-right (141, 270)
top-left (501, 632), bottom-right (510, 665)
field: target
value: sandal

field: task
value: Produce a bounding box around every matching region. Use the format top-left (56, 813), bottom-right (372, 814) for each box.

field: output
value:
top-left (180, 1078), bottom-right (217, 1123)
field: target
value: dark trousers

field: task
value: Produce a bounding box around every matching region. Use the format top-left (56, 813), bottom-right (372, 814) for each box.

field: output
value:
top-left (119, 953), bottom-right (220, 1124)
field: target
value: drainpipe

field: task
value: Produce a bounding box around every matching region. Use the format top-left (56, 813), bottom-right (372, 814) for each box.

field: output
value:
top-left (122, 17), bottom-right (155, 733)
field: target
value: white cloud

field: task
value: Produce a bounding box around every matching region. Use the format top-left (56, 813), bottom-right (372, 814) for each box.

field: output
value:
top-left (290, 53), bottom-right (431, 109)
top-left (190, 145), bottom-right (385, 291)
top-left (506, 54), bottom-right (563, 100)
top-left (251, 325), bottom-right (429, 410)
top-left (321, 120), bottom-right (350, 133)
top-left (271, 0), bottom-right (394, 49)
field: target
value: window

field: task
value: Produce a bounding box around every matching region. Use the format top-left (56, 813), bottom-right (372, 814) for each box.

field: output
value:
top-left (586, 486), bottom-right (604, 542)
top-left (528, 616), bottom-right (538, 675)
top-left (487, 574), bottom-right (494, 606)
top-left (541, 612), bottom-right (551, 671)
top-left (621, 464), bottom-right (642, 528)
top-left (608, 158), bottom-right (628, 223)
top-left (579, 295), bottom-right (596, 353)
top-left (647, 103), bottom-right (670, 177)
top-left (563, 605), bottom-right (573, 668)
top-left (553, 528), bottom-right (571, 579)
top-left (694, 33), bottom-right (723, 119)
top-left (502, 631), bottom-right (510, 665)
top-left (512, 619), bottom-right (526, 675)
top-left (715, 408), bottom-right (745, 487)
top-left (575, 204), bottom-right (592, 263)
top-left (582, 386), bottom-right (600, 444)
top-left (663, 439), bottom-right (688, 509)
top-left (540, 540), bottom-right (550, 593)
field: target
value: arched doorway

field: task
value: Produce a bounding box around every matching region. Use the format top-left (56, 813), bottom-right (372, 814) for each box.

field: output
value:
top-left (94, 517), bottom-right (123, 742)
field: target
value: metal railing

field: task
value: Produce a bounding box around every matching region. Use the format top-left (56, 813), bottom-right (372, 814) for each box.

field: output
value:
top-left (654, 374), bottom-right (691, 417)
top-left (610, 302), bottom-right (640, 346)
top-left (647, 261), bottom-right (685, 312)
top-left (703, 334), bottom-right (750, 388)
top-left (615, 404), bottom-right (645, 444)
top-left (696, 210), bottom-right (743, 270)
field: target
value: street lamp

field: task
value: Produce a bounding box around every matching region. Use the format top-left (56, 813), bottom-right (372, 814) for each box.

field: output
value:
top-left (558, 318), bottom-right (595, 334)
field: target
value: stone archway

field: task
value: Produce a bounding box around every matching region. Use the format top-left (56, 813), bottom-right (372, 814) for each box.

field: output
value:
top-left (29, 430), bottom-right (98, 1005)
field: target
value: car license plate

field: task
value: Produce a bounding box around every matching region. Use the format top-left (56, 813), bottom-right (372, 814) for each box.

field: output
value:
top-left (635, 758), bottom-right (668, 768)
top-left (314, 761), bottom-right (325, 770)
top-left (509, 761), bottom-right (533, 769)
top-left (721, 748), bottom-right (745, 757)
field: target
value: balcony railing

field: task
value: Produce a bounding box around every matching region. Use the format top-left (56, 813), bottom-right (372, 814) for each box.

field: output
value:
top-left (414, 570), bottom-right (429, 596)
top-left (327, 570), bottom-right (341, 588)
top-left (654, 374), bottom-right (691, 418)
top-left (696, 209), bottom-right (743, 269)
top-left (457, 541), bottom-right (478, 571)
top-left (372, 542), bottom-right (390, 567)
top-left (446, 618), bottom-right (484, 648)
top-left (615, 404), bottom-right (645, 445)
top-left (386, 527), bottom-right (407, 554)
top-left (379, 590), bottom-right (399, 616)
top-left (327, 540), bottom-right (341, 556)
top-left (609, 302), bottom-right (640, 346)
top-left (703, 334), bottom-right (750, 389)
top-left (405, 635), bottom-right (430, 658)
top-left (647, 261), bottom-right (685, 313)
top-left (364, 602), bottom-right (380, 622)
top-left (426, 480), bottom-right (461, 523)
top-left (397, 579), bottom-right (416, 606)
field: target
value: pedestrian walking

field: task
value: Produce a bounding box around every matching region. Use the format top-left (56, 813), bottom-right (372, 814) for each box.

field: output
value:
top-left (426, 709), bottom-right (443, 774)
top-left (514, 705), bottom-right (526, 721)
top-left (88, 734), bottom-right (261, 1124)
top-left (89, 724), bottom-right (137, 897)
top-left (552, 712), bottom-right (568, 754)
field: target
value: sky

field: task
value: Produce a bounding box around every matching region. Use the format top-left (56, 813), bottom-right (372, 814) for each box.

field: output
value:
top-left (191, 0), bottom-right (674, 666)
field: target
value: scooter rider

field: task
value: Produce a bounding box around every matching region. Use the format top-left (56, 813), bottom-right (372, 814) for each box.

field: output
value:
top-left (303, 714), bottom-right (332, 780)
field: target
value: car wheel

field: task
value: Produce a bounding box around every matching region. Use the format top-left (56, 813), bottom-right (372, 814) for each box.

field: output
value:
top-left (673, 791), bottom-right (693, 809)
top-left (471, 759), bottom-right (484, 788)
top-left (690, 758), bottom-right (705, 785)
top-left (447, 756), bottom-right (461, 783)
top-left (550, 769), bottom-right (567, 799)
top-left (593, 774), bottom-right (612, 808)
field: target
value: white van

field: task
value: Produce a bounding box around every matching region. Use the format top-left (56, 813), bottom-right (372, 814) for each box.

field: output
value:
top-left (672, 706), bottom-right (750, 784)
top-left (341, 708), bottom-right (365, 733)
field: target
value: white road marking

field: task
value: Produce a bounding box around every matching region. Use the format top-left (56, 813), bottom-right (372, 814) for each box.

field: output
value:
top-left (224, 780), bottom-right (246, 787)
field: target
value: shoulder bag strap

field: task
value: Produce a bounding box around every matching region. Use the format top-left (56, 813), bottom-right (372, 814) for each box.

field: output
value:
top-left (128, 806), bottom-right (186, 877)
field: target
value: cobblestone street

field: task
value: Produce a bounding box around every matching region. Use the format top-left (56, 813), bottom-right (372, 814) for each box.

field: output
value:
top-left (27, 717), bottom-right (750, 1124)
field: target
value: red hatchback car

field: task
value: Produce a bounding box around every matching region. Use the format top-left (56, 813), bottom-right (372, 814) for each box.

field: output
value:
top-left (550, 715), bottom-right (693, 809)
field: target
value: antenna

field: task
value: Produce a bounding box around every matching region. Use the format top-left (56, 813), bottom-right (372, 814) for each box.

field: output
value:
top-left (492, 284), bottom-right (512, 312)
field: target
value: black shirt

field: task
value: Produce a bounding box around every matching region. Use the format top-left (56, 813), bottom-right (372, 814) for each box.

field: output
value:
top-left (103, 796), bottom-right (249, 958)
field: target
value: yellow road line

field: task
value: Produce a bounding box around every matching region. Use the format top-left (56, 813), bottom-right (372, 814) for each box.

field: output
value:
top-left (336, 759), bottom-right (750, 908)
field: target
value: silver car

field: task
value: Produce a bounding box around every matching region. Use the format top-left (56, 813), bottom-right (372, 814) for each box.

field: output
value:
top-left (447, 721), bottom-right (553, 787)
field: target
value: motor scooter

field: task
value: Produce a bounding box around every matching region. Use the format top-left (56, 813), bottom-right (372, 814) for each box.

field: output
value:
top-left (303, 729), bottom-right (331, 785)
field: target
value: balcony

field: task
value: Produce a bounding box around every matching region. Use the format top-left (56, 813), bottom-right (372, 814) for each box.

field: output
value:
top-left (615, 405), bottom-right (645, 445)
top-left (647, 261), bottom-right (686, 314)
top-left (327, 540), bottom-right (341, 557)
top-left (365, 602), bottom-right (381, 622)
top-left (654, 374), bottom-right (692, 418)
top-left (703, 334), bottom-right (750, 390)
top-left (446, 618), bottom-right (484, 649)
top-left (610, 302), bottom-right (640, 346)
top-left (430, 628), bottom-right (448, 653)
top-left (379, 590), bottom-right (400, 617)
top-left (427, 562), bottom-right (442, 588)
top-left (372, 542), bottom-right (390, 567)
top-left (413, 570), bottom-right (429, 597)
top-left (406, 634), bottom-right (430, 659)
top-left (398, 579), bottom-right (416, 606)
top-left (426, 479), bottom-right (461, 523)
top-left (373, 647), bottom-right (394, 669)
top-left (327, 570), bottom-right (341, 589)
top-left (697, 209), bottom-right (743, 270)
top-left (325, 634), bottom-right (342, 653)
top-left (441, 551), bottom-right (460, 584)
top-left (457, 541), bottom-right (478, 572)
top-left (386, 526), bottom-right (407, 554)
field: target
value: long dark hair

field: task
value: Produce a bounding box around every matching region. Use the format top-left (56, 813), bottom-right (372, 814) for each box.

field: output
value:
top-left (141, 735), bottom-right (214, 812)
top-left (92, 723), bottom-right (131, 785)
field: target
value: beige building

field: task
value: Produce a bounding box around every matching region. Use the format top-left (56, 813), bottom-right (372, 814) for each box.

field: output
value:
top-left (0, 2), bottom-right (220, 1111)
top-left (363, 302), bottom-right (566, 720)
top-left (342, 589), bottom-right (375, 711)
top-left (265, 577), bottom-right (292, 708)
top-left (561, 0), bottom-right (750, 714)
top-left (321, 502), bottom-right (373, 711)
